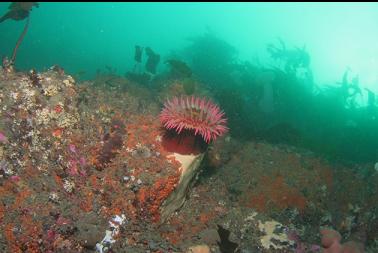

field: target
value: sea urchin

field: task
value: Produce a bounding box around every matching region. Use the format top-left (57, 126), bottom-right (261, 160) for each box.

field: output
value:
top-left (160, 96), bottom-right (228, 154)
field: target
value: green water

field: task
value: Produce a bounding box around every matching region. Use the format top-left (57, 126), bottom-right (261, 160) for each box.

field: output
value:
top-left (1, 2), bottom-right (378, 163)
top-left (1, 3), bottom-right (378, 86)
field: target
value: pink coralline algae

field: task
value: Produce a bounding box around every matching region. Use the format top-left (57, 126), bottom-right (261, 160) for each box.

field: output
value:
top-left (10, 175), bottom-right (21, 182)
top-left (68, 159), bottom-right (79, 176)
top-left (321, 228), bottom-right (364, 253)
top-left (67, 144), bottom-right (87, 176)
top-left (68, 144), bottom-right (77, 153)
top-left (0, 131), bottom-right (8, 143)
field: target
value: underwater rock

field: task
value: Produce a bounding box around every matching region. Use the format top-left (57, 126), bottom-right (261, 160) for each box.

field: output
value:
top-left (76, 213), bottom-right (107, 249)
top-left (217, 225), bottom-right (239, 253)
top-left (186, 244), bottom-right (211, 253)
top-left (160, 152), bottom-right (205, 222)
top-left (199, 228), bottom-right (221, 245)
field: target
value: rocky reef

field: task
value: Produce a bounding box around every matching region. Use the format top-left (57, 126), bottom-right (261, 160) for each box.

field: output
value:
top-left (0, 66), bottom-right (376, 253)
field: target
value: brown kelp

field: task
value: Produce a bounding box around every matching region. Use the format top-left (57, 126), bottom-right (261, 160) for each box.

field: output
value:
top-left (1, 2), bottom-right (38, 68)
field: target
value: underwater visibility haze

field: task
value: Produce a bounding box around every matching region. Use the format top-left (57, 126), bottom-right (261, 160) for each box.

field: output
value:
top-left (0, 2), bottom-right (378, 253)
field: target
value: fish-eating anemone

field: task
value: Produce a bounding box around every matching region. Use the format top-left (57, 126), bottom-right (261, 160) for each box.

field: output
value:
top-left (160, 95), bottom-right (228, 155)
